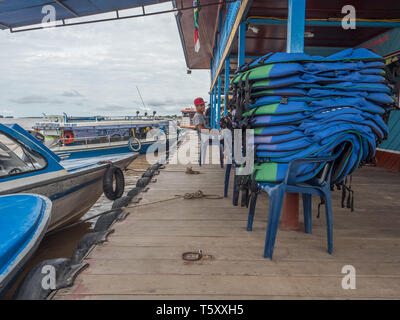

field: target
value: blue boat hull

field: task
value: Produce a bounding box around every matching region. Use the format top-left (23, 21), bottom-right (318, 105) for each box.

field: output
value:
top-left (54, 141), bottom-right (153, 160)
top-left (0, 194), bottom-right (51, 297)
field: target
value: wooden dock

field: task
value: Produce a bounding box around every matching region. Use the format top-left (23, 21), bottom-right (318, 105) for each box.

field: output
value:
top-left (53, 139), bottom-right (400, 300)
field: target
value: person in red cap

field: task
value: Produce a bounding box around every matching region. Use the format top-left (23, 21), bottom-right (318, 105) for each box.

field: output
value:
top-left (193, 97), bottom-right (208, 131)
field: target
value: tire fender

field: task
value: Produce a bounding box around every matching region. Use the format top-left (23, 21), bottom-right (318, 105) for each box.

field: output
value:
top-left (103, 166), bottom-right (125, 200)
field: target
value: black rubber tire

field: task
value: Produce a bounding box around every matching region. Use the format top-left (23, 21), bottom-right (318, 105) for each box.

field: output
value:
top-left (103, 166), bottom-right (125, 200)
top-left (136, 177), bottom-right (151, 188)
top-left (111, 196), bottom-right (132, 209)
top-left (127, 187), bottom-right (141, 198)
top-left (142, 167), bottom-right (156, 178)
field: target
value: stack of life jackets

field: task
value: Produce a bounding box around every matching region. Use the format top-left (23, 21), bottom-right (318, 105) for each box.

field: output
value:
top-left (228, 48), bottom-right (396, 208)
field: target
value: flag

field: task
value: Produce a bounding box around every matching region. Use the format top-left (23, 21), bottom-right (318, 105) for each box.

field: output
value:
top-left (194, 1), bottom-right (200, 53)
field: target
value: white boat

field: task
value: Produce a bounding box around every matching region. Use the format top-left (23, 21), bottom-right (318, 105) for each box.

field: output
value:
top-left (0, 123), bottom-right (137, 231)
top-left (33, 113), bottom-right (180, 159)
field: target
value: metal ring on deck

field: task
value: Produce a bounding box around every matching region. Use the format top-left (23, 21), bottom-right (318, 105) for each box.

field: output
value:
top-left (182, 249), bottom-right (203, 261)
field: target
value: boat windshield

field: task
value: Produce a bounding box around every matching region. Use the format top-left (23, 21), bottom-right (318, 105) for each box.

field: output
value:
top-left (0, 132), bottom-right (47, 178)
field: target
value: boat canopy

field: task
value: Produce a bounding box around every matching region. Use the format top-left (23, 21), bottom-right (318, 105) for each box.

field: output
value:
top-left (0, 0), bottom-right (170, 31)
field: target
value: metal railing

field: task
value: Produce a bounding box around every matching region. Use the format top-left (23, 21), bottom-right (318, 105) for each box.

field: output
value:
top-left (54, 135), bottom-right (132, 148)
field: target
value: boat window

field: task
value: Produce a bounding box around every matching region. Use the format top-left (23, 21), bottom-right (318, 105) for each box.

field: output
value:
top-left (0, 132), bottom-right (47, 178)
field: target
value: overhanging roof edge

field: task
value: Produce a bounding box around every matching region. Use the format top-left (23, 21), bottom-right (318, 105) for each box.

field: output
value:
top-left (0, 0), bottom-right (172, 32)
top-left (173, 0), bottom-right (190, 69)
top-left (210, 0), bottom-right (252, 91)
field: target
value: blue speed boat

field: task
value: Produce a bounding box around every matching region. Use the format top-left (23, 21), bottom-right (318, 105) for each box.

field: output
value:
top-left (0, 194), bottom-right (51, 296)
top-left (0, 123), bottom-right (137, 231)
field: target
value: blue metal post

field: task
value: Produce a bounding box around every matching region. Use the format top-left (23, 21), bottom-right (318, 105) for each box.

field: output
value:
top-left (217, 74), bottom-right (221, 130)
top-left (238, 22), bottom-right (246, 68)
top-left (286, 0), bottom-right (306, 53)
top-left (284, 0), bottom-right (305, 230)
top-left (224, 57), bottom-right (230, 115)
top-left (210, 58), bottom-right (213, 85)
top-left (213, 89), bottom-right (217, 128)
top-left (210, 89), bottom-right (214, 129)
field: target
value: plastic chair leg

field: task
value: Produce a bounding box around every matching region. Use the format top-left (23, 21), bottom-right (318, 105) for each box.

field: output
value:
top-left (247, 192), bottom-right (258, 231)
top-left (264, 188), bottom-right (285, 259)
top-left (224, 164), bottom-right (232, 198)
top-left (324, 194), bottom-right (333, 254)
top-left (302, 194), bottom-right (312, 234)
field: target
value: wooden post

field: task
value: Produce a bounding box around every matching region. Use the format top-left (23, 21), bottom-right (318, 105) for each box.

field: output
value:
top-left (280, 0), bottom-right (306, 230)
top-left (280, 193), bottom-right (300, 231)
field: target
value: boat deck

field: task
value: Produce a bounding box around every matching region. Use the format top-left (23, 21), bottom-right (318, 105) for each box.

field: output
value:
top-left (53, 140), bottom-right (400, 299)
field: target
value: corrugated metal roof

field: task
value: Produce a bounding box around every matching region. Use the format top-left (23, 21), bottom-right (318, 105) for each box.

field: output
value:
top-left (0, 0), bottom-right (169, 30)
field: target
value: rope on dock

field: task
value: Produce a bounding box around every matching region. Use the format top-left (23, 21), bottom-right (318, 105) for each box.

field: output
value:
top-left (179, 190), bottom-right (222, 199)
top-left (126, 190), bottom-right (223, 209)
top-left (185, 166), bottom-right (200, 174)
top-left (150, 166), bottom-right (201, 174)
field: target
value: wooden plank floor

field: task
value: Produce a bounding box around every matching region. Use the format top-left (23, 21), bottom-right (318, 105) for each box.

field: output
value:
top-left (53, 137), bottom-right (400, 300)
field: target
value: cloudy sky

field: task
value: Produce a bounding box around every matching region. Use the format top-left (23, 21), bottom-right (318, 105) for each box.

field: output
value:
top-left (0, 2), bottom-right (210, 117)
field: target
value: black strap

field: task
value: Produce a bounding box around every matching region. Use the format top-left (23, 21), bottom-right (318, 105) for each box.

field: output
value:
top-left (246, 169), bottom-right (260, 208)
top-left (234, 73), bottom-right (246, 122)
top-left (341, 176), bottom-right (354, 212)
top-left (240, 175), bottom-right (250, 207)
top-left (256, 52), bottom-right (274, 66)
top-left (244, 72), bottom-right (252, 107)
top-left (317, 197), bottom-right (325, 218)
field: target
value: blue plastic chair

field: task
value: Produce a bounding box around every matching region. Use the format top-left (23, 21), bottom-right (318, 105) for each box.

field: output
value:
top-left (247, 151), bottom-right (342, 259)
top-left (224, 162), bottom-right (239, 207)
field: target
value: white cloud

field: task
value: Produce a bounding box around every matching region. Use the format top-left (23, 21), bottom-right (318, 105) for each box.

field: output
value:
top-left (0, 3), bottom-right (210, 117)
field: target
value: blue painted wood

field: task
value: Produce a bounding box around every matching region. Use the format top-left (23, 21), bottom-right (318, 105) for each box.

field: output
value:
top-left (213, 89), bottom-right (217, 129)
top-left (286, 0), bottom-right (306, 53)
top-left (209, 90), bottom-right (213, 129)
top-left (238, 22), bottom-right (246, 67)
top-left (357, 28), bottom-right (400, 57)
top-left (211, 0), bottom-right (241, 84)
top-left (379, 110), bottom-right (400, 152)
top-left (217, 74), bottom-right (222, 130)
top-left (224, 57), bottom-right (230, 116)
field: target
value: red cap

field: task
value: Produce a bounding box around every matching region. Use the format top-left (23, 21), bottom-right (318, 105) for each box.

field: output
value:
top-left (194, 97), bottom-right (206, 106)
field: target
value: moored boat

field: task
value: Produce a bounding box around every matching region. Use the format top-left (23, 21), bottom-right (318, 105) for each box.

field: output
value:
top-left (0, 194), bottom-right (52, 296)
top-left (33, 114), bottom-right (180, 159)
top-left (0, 123), bottom-right (137, 231)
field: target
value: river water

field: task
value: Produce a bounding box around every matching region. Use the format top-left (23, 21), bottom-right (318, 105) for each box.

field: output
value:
top-left (1, 118), bottom-right (150, 298)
